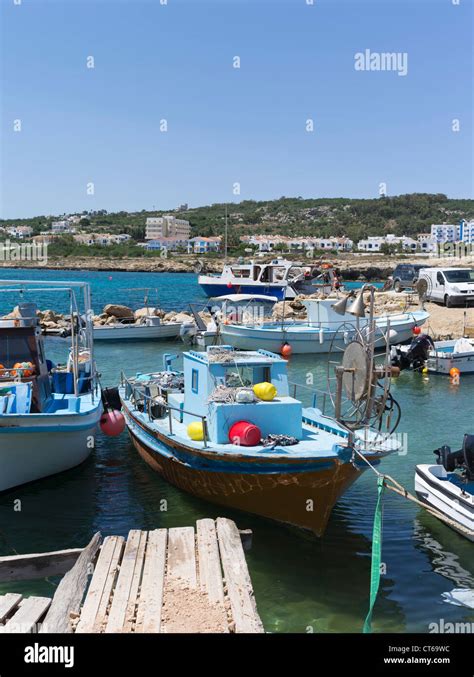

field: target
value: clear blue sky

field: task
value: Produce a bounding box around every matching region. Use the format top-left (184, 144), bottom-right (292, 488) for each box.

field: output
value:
top-left (1, 0), bottom-right (472, 218)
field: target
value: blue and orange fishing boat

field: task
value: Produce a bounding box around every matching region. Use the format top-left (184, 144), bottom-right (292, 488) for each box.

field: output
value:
top-left (119, 288), bottom-right (403, 535)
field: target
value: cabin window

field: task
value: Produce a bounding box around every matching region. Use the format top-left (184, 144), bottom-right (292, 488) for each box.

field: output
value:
top-left (230, 268), bottom-right (250, 278)
top-left (191, 369), bottom-right (199, 393)
top-left (437, 272), bottom-right (445, 285)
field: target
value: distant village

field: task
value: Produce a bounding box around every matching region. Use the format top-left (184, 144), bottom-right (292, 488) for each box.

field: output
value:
top-left (1, 213), bottom-right (473, 256)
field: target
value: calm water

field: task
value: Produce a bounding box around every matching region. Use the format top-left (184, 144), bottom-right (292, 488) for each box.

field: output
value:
top-left (0, 269), bottom-right (473, 633)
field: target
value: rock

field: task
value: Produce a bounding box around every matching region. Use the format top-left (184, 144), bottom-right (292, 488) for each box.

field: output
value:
top-left (105, 316), bottom-right (117, 325)
top-left (103, 304), bottom-right (134, 319)
top-left (43, 320), bottom-right (60, 329)
top-left (3, 306), bottom-right (22, 319)
top-left (134, 307), bottom-right (159, 319)
top-left (172, 312), bottom-right (193, 323)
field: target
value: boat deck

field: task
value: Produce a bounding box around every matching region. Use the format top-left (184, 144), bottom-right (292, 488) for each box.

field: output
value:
top-left (0, 519), bottom-right (263, 634)
top-left (126, 403), bottom-right (399, 460)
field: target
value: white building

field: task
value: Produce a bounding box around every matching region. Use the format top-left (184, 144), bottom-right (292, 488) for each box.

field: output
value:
top-left (51, 220), bottom-right (74, 234)
top-left (145, 215), bottom-right (191, 240)
top-left (6, 226), bottom-right (33, 239)
top-left (357, 234), bottom-right (418, 252)
top-left (187, 236), bottom-right (221, 253)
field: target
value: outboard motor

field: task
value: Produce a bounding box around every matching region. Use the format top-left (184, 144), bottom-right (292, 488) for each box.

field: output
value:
top-left (434, 434), bottom-right (474, 481)
top-left (391, 333), bottom-right (435, 372)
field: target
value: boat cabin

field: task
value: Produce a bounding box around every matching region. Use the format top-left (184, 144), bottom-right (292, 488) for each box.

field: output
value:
top-left (169, 346), bottom-right (302, 444)
top-left (0, 303), bottom-right (93, 416)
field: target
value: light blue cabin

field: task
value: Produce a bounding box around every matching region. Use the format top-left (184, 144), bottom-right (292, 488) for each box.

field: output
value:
top-left (174, 346), bottom-right (302, 445)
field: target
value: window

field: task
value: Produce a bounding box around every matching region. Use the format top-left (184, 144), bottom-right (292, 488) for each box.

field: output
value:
top-left (437, 272), bottom-right (445, 285)
top-left (191, 369), bottom-right (199, 393)
top-left (444, 270), bottom-right (474, 283)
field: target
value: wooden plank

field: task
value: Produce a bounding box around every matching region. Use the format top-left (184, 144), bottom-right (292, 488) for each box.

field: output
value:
top-left (167, 527), bottom-right (197, 587)
top-left (135, 529), bottom-right (167, 633)
top-left (40, 532), bottom-right (101, 634)
top-left (0, 548), bottom-right (83, 582)
top-left (196, 519), bottom-right (225, 606)
top-left (122, 531), bottom-right (147, 632)
top-left (105, 530), bottom-right (146, 633)
top-left (2, 597), bottom-right (51, 633)
top-left (75, 535), bottom-right (125, 633)
top-left (216, 518), bottom-right (263, 633)
top-left (0, 593), bottom-right (23, 623)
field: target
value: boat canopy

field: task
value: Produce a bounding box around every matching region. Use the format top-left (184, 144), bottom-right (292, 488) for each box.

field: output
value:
top-left (210, 294), bottom-right (279, 303)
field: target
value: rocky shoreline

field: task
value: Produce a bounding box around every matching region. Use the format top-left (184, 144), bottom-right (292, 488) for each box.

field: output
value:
top-left (1, 253), bottom-right (466, 278)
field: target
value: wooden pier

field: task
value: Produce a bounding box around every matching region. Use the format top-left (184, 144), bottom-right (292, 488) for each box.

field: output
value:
top-left (0, 518), bottom-right (263, 634)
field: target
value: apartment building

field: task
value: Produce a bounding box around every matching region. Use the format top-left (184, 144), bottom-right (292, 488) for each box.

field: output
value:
top-left (145, 215), bottom-right (191, 240)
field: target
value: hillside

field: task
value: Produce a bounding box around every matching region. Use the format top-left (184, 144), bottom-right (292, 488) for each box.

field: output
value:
top-left (2, 194), bottom-right (474, 244)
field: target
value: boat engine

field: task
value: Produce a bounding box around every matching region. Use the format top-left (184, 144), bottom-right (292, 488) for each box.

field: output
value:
top-left (433, 434), bottom-right (474, 481)
top-left (390, 333), bottom-right (435, 372)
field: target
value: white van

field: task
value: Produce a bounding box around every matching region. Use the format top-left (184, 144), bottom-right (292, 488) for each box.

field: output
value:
top-left (418, 268), bottom-right (474, 307)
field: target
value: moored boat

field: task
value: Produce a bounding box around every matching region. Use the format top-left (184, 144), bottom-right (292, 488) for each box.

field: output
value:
top-left (219, 294), bottom-right (429, 354)
top-left (198, 258), bottom-right (341, 300)
top-left (391, 335), bottom-right (474, 374)
top-left (119, 289), bottom-right (402, 535)
top-left (0, 280), bottom-right (103, 492)
top-left (415, 436), bottom-right (474, 541)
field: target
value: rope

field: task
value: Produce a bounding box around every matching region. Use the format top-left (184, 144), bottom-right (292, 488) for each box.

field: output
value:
top-left (363, 475), bottom-right (385, 633)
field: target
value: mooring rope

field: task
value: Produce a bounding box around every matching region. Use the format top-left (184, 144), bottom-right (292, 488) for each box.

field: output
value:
top-left (353, 446), bottom-right (474, 633)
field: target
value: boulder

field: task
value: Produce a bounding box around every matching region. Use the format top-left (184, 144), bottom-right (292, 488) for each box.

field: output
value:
top-left (103, 304), bottom-right (134, 319)
top-left (134, 307), bottom-right (159, 319)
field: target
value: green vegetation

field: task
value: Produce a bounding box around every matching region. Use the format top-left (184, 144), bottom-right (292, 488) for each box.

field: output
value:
top-left (2, 194), bottom-right (473, 258)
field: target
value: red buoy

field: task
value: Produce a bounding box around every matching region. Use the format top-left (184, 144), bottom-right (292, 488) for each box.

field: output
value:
top-left (226, 282), bottom-right (233, 289)
top-left (413, 326), bottom-right (421, 335)
top-left (100, 410), bottom-right (125, 436)
top-left (229, 421), bottom-right (261, 447)
top-left (280, 342), bottom-right (293, 359)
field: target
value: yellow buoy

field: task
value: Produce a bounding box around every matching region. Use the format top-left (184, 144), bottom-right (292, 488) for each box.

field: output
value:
top-left (253, 382), bottom-right (277, 401)
top-left (422, 366), bottom-right (429, 374)
top-left (187, 421), bottom-right (204, 441)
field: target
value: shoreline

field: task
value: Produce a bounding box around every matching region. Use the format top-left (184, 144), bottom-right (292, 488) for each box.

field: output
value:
top-left (1, 253), bottom-right (469, 277)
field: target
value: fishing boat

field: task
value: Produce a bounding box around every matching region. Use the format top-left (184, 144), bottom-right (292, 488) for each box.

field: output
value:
top-left (219, 289), bottom-right (429, 354)
top-left (93, 316), bottom-right (182, 342)
top-left (198, 258), bottom-right (341, 300)
top-left (415, 435), bottom-right (474, 541)
top-left (0, 280), bottom-right (102, 492)
top-left (180, 294), bottom-right (278, 348)
top-left (391, 335), bottom-right (474, 374)
top-left (119, 287), bottom-right (402, 535)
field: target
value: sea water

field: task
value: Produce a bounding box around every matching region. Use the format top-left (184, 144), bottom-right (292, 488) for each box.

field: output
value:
top-left (0, 269), bottom-right (472, 633)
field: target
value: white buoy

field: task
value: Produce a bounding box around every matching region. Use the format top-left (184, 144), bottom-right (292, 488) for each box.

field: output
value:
top-left (319, 328), bottom-right (324, 344)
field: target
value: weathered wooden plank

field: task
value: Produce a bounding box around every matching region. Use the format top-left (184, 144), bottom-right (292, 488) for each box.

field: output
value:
top-left (135, 529), bottom-right (167, 633)
top-left (105, 530), bottom-right (146, 633)
top-left (75, 535), bottom-right (125, 633)
top-left (216, 518), bottom-right (263, 633)
top-left (122, 531), bottom-right (147, 632)
top-left (0, 548), bottom-right (83, 582)
top-left (167, 527), bottom-right (197, 587)
top-left (40, 532), bottom-right (101, 634)
top-left (196, 519), bottom-right (225, 606)
top-left (0, 593), bottom-right (23, 623)
top-left (2, 597), bottom-right (51, 633)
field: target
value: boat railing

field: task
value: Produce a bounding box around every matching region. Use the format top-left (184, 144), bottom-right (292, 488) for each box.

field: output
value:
top-left (288, 380), bottom-right (330, 413)
top-left (120, 373), bottom-right (209, 448)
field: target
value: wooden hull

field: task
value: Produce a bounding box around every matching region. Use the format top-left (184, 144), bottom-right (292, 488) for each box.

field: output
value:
top-left (127, 427), bottom-right (364, 536)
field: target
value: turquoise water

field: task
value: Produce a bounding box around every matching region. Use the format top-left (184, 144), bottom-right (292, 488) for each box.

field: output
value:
top-left (0, 269), bottom-right (473, 633)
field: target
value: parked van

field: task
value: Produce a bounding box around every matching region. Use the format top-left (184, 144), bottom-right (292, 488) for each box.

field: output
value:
top-left (418, 268), bottom-right (474, 307)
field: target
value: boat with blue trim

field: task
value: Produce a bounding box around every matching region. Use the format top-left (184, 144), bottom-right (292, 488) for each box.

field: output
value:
top-left (219, 293), bottom-right (429, 354)
top-left (198, 258), bottom-right (341, 300)
top-left (0, 280), bottom-right (102, 492)
top-left (119, 293), bottom-right (402, 535)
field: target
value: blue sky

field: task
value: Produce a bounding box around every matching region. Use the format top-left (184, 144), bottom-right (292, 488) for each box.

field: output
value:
top-left (1, 0), bottom-right (472, 218)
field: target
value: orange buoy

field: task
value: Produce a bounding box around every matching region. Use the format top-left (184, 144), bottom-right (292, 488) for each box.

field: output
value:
top-left (12, 361), bottom-right (35, 377)
top-left (412, 325), bottom-right (421, 335)
top-left (449, 367), bottom-right (460, 378)
top-left (281, 342), bottom-right (293, 359)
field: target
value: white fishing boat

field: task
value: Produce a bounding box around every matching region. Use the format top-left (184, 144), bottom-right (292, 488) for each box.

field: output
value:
top-left (93, 316), bottom-right (181, 341)
top-left (198, 258), bottom-right (341, 300)
top-left (219, 288), bottom-right (429, 354)
top-left (0, 280), bottom-right (103, 492)
top-left (391, 335), bottom-right (474, 374)
top-left (415, 435), bottom-right (474, 541)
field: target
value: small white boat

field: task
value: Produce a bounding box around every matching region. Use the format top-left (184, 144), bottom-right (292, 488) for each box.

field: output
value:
top-left (93, 316), bottom-right (181, 341)
top-left (426, 338), bottom-right (474, 374)
top-left (391, 335), bottom-right (474, 374)
top-left (219, 295), bottom-right (429, 354)
top-left (415, 435), bottom-right (474, 541)
top-left (0, 280), bottom-right (103, 492)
